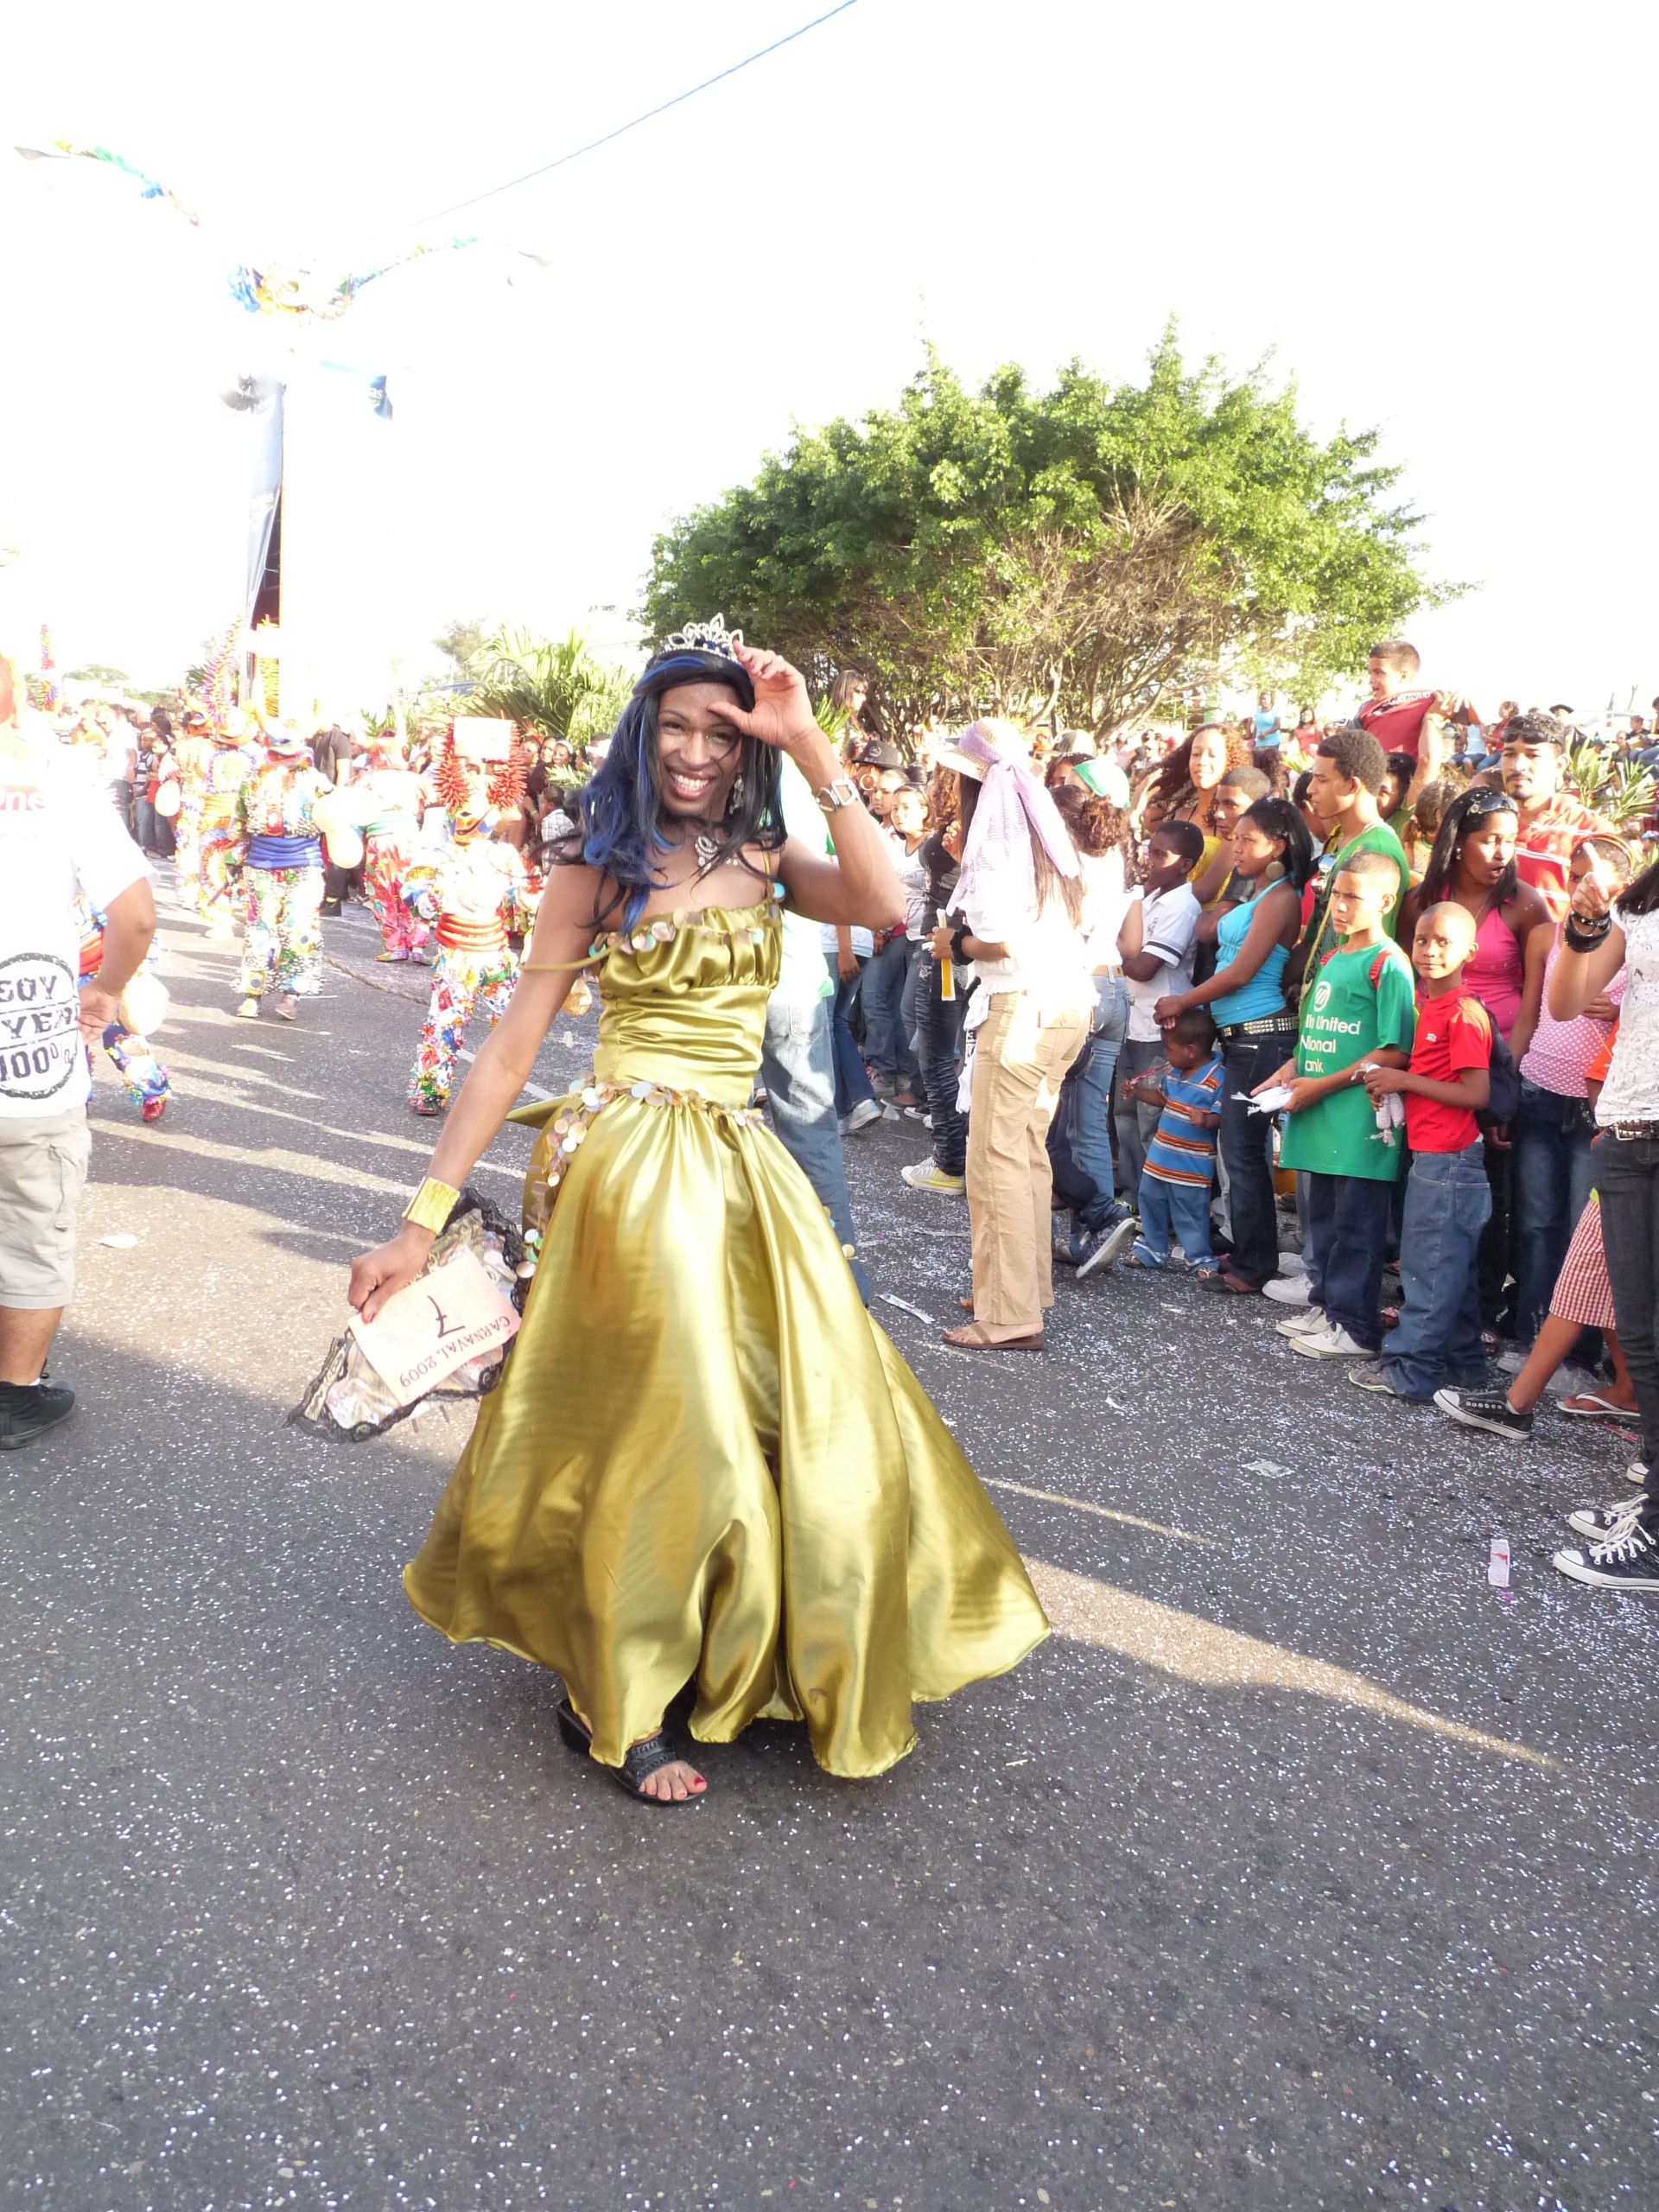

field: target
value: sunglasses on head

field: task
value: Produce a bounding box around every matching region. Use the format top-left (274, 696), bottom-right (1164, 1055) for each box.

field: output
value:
top-left (1457, 788), bottom-right (1516, 822)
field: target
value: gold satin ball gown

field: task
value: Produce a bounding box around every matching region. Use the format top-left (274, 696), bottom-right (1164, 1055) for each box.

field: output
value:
top-left (404, 894), bottom-right (1049, 1777)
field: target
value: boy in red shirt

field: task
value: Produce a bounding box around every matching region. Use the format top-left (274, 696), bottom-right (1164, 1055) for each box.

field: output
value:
top-left (1351, 903), bottom-right (1494, 1402)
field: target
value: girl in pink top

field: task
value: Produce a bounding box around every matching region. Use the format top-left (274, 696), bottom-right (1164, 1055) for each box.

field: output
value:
top-left (1398, 786), bottom-right (1549, 1046)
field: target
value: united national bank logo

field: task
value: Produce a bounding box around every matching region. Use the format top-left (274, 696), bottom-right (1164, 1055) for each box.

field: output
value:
top-left (1311, 979), bottom-right (1332, 1014)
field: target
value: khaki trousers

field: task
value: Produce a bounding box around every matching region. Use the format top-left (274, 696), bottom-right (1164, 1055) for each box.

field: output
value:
top-left (965, 991), bottom-right (1090, 1332)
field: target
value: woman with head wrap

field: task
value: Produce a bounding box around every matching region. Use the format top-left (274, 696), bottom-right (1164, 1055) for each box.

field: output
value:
top-left (346, 626), bottom-right (1049, 1805)
top-left (931, 721), bottom-right (1095, 1350)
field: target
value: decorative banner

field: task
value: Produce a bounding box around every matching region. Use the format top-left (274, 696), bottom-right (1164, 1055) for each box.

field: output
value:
top-left (15, 137), bottom-right (200, 225)
top-left (201, 619), bottom-right (241, 716)
top-left (227, 236), bottom-right (480, 323)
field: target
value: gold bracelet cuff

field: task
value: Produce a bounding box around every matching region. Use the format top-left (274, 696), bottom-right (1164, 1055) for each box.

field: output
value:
top-left (403, 1177), bottom-right (460, 1234)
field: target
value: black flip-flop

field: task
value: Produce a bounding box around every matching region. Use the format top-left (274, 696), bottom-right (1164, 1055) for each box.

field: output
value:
top-left (556, 1697), bottom-right (706, 1807)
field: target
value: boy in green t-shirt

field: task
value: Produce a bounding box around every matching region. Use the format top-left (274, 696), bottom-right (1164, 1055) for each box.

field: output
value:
top-left (1293, 724), bottom-right (1411, 997)
top-left (1258, 847), bottom-right (1415, 1359)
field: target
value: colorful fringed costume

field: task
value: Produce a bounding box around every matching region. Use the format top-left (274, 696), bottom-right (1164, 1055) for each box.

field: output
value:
top-left (232, 741), bottom-right (330, 1010)
top-left (405, 836), bottom-right (537, 1111)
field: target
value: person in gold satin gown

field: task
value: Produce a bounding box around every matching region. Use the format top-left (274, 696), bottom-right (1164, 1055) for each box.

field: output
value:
top-left (348, 623), bottom-right (1050, 1805)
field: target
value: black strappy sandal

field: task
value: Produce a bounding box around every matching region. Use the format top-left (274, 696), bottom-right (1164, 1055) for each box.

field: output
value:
top-left (556, 1697), bottom-right (706, 1807)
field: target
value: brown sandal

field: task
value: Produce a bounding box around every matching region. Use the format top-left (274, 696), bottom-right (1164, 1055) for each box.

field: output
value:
top-left (941, 1323), bottom-right (1045, 1353)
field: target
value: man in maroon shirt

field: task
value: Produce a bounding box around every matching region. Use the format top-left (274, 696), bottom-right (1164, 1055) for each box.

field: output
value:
top-left (1357, 639), bottom-right (1480, 805)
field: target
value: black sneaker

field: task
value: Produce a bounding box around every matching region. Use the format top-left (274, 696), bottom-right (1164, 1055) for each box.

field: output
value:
top-left (1076, 1215), bottom-right (1141, 1281)
top-left (1566, 1498), bottom-right (1644, 1541)
top-left (1553, 1507), bottom-right (1659, 1592)
top-left (0, 1378), bottom-right (76, 1451)
top-left (1433, 1385), bottom-right (1533, 1440)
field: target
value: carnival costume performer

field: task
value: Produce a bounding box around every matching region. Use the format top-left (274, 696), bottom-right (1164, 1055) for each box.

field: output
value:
top-left (348, 626), bottom-right (1049, 1805)
top-left (357, 735), bottom-right (430, 961)
top-left (75, 897), bottom-right (170, 1120)
top-left (232, 724), bottom-right (329, 1020)
top-left (404, 784), bottom-right (537, 1114)
top-left (169, 708), bottom-right (213, 907)
top-left (196, 709), bottom-right (260, 933)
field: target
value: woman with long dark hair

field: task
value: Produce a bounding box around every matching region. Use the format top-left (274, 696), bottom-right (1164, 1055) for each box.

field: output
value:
top-left (1399, 787), bottom-right (1548, 1046)
top-left (828, 666), bottom-right (880, 760)
top-left (901, 768), bottom-right (970, 1192)
top-left (1154, 722), bottom-right (1255, 838)
top-left (1154, 797), bottom-right (1315, 1294)
top-left (346, 627), bottom-right (1048, 1798)
top-left (1544, 849), bottom-right (1659, 1592)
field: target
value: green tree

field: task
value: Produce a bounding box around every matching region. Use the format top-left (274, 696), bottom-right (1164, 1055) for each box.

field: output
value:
top-left (65, 663), bottom-right (130, 687)
top-left (432, 617), bottom-right (490, 680)
top-left (465, 625), bottom-right (630, 747)
top-left (644, 330), bottom-right (1451, 733)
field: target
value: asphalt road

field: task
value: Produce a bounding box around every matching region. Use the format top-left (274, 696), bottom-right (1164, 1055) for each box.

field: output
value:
top-left (3, 880), bottom-right (1656, 2212)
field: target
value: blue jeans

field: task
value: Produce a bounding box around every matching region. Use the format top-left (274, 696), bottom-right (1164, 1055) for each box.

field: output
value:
top-left (1114, 1038), bottom-right (1166, 1200)
top-left (825, 955), bottom-right (877, 1120)
top-left (1071, 975), bottom-right (1128, 1221)
top-left (1304, 1171), bottom-right (1395, 1350)
top-left (861, 932), bottom-right (918, 1085)
top-left (1134, 1172), bottom-right (1214, 1268)
top-left (762, 977), bottom-right (873, 1306)
top-left (1382, 1142), bottom-right (1493, 1397)
top-left (1510, 1078), bottom-right (1599, 1343)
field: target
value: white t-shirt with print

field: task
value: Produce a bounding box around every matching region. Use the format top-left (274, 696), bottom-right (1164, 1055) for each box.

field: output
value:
top-left (1598, 904), bottom-right (1659, 1125)
top-left (0, 748), bottom-right (149, 1118)
top-left (1124, 882), bottom-right (1201, 1043)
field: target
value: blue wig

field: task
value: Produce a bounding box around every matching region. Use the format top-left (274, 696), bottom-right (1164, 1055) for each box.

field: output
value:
top-left (575, 649), bottom-right (785, 930)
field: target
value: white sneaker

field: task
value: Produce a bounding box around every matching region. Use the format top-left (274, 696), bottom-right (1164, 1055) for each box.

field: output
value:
top-left (1287, 1320), bottom-right (1372, 1359)
top-left (1262, 1274), bottom-right (1313, 1306)
top-left (1274, 1306), bottom-right (1325, 1339)
top-left (1625, 1456), bottom-right (1650, 1487)
top-left (839, 1098), bottom-right (883, 1135)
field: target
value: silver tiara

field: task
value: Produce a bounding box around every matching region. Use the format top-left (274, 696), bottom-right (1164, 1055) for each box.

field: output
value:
top-left (661, 613), bottom-right (744, 663)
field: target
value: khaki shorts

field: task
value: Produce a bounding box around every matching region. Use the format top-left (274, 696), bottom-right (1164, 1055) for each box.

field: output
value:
top-left (0, 1108), bottom-right (91, 1309)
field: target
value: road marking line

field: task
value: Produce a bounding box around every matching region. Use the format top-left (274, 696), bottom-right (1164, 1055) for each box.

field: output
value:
top-left (987, 1478), bottom-right (1216, 1548)
top-left (89, 1116), bottom-right (416, 1198)
top-left (1024, 1556), bottom-right (1550, 1767)
top-left (324, 952), bottom-right (559, 1103)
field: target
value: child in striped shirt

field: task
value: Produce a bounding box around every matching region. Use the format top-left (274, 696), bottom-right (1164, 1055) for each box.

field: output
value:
top-left (1124, 1007), bottom-right (1224, 1274)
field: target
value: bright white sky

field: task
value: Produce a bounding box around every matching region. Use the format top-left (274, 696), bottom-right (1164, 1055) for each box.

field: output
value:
top-left (2, 0), bottom-right (1655, 717)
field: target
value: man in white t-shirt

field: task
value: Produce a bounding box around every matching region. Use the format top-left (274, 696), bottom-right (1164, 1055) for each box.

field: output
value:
top-left (1114, 819), bottom-right (1204, 1198)
top-left (0, 664), bottom-right (155, 1451)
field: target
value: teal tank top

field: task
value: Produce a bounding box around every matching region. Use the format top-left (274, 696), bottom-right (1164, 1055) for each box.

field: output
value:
top-left (1211, 886), bottom-right (1291, 1027)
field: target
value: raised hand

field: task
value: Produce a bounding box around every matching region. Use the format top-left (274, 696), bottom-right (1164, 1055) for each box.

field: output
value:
top-left (721, 644), bottom-right (822, 758)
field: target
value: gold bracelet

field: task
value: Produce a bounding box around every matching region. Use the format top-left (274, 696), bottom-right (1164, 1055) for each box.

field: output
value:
top-left (403, 1177), bottom-right (460, 1234)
